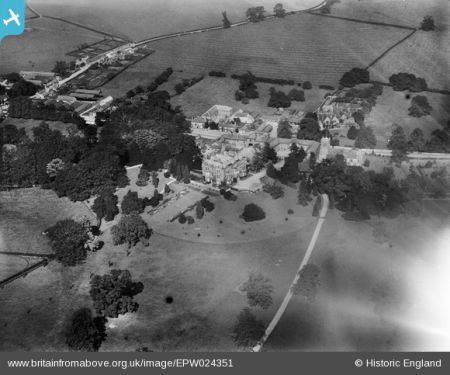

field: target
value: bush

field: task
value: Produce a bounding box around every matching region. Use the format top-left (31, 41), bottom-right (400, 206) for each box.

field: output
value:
top-left (196, 202), bottom-right (205, 219)
top-left (319, 85), bottom-right (335, 91)
top-left (223, 190), bottom-right (237, 201)
top-left (263, 182), bottom-right (284, 199)
top-left (241, 203), bottom-right (266, 222)
top-left (288, 208), bottom-right (294, 215)
top-left (186, 216), bottom-right (195, 225)
top-left (363, 159), bottom-right (370, 167)
top-left (268, 89), bottom-right (291, 108)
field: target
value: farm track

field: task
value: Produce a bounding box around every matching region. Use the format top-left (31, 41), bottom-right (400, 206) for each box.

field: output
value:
top-left (26, 3), bottom-right (128, 42)
top-left (0, 258), bottom-right (54, 289)
top-left (135, 1), bottom-right (327, 46)
top-left (306, 10), bottom-right (416, 30)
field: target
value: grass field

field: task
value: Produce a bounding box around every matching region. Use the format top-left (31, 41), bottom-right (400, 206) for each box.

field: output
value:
top-left (329, 0), bottom-right (450, 90)
top-left (266, 199), bottom-right (450, 351)
top-left (169, 76), bottom-right (328, 118)
top-left (29, 0), bottom-right (322, 41)
top-left (330, 85), bottom-right (449, 149)
top-left (0, 179), bottom-right (320, 351)
top-left (0, 17), bottom-right (103, 74)
top-left (124, 13), bottom-right (411, 86)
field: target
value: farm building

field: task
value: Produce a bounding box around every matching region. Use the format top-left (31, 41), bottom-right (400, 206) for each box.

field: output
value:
top-left (317, 94), bottom-right (363, 130)
top-left (190, 116), bottom-right (207, 129)
top-left (201, 105), bottom-right (233, 123)
top-left (318, 137), bottom-right (364, 166)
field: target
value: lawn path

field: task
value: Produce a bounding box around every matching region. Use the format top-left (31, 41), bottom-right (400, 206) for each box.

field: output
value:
top-left (253, 194), bottom-right (329, 352)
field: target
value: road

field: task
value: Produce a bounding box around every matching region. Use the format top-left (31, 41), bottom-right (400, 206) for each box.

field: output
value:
top-left (253, 193), bottom-right (329, 352)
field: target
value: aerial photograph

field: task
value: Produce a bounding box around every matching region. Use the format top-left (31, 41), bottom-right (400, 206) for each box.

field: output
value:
top-left (0, 0), bottom-right (449, 355)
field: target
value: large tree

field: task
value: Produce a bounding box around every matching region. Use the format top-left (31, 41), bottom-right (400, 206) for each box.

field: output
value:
top-left (64, 308), bottom-right (106, 352)
top-left (111, 213), bottom-right (152, 248)
top-left (92, 189), bottom-right (119, 222)
top-left (388, 125), bottom-right (409, 164)
top-left (241, 203), bottom-right (266, 222)
top-left (89, 270), bottom-right (144, 318)
top-left (241, 273), bottom-right (274, 309)
top-left (232, 308), bottom-right (265, 347)
top-left (46, 219), bottom-right (89, 267)
top-left (354, 126), bottom-right (377, 149)
top-left (274, 3), bottom-right (286, 17)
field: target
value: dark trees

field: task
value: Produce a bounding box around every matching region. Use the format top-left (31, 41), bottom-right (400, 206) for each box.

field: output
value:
top-left (408, 128), bottom-right (426, 152)
top-left (347, 125), bottom-right (359, 140)
top-left (339, 68), bottom-right (370, 88)
top-left (92, 190), bottom-right (119, 222)
top-left (297, 117), bottom-right (322, 141)
top-left (246, 6), bottom-right (266, 22)
top-left (241, 273), bottom-right (274, 309)
top-left (408, 95), bottom-right (432, 117)
top-left (7, 79), bottom-right (38, 98)
top-left (274, 3), bottom-right (286, 17)
top-left (241, 203), bottom-right (266, 222)
top-left (89, 270), bottom-right (144, 318)
top-left (46, 219), bottom-right (89, 267)
top-left (261, 142), bottom-right (278, 164)
top-left (389, 73), bottom-right (427, 92)
top-left (297, 176), bottom-right (312, 206)
top-left (277, 120), bottom-right (292, 139)
top-left (52, 61), bottom-right (71, 77)
top-left (268, 88), bottom-right (291, 108)
top-left (64, 308), bottom-right (106, 352)
top-left (354, 126), bottom-right (377, 149)
top-left (388, 126), bottom-right (409, 164)
top-left (288, 88), bottom-right (305, 102)
top-left (222, 11), bottom-right (231, 28)
top-left (111, 213), bottom-right (151, 248)
top-left (121, 190), bottom-right (145, 214)
top-left (232, 308), bottom-right (265, 347)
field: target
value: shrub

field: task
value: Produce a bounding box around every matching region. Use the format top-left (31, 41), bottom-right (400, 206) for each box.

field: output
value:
top-left (363, 159), bottom-right (370, 167)
top-left (319, 85), bottom-right (335, 91)
top-left (241, 203), bottom-right (266, 222)
top-left (196, 202), bottom-right (205, 219)
top-left (201, 197), bottom-right (215, 212)
top-left (288, 208), bottom-right (294, 215)
top-left (263, 182), bottom-right (284, 199)
top-left (224, 190), bottom-right (237, 201)
top-left (186, 216), bottom-right (195, 225)
top-left (268, 89), bottom-right (291, 108)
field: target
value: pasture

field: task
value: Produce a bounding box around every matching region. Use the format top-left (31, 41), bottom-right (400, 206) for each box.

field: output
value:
top-left (0, 179), bottom-right (320, 351)
top-left (0, 17), bottom-right (103, 74)
top-left (266, 200), bottom-right (450, 351)
top-left (329, 0), bottom-right (450, 90)
top-left (170, 76), bottom-right (328, 118)
top-left (123, 13), bottom-right (411, 86)
top-left (29, 0), bottom-right (322, 41)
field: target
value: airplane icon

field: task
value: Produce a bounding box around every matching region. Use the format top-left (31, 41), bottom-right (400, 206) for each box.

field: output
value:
top-left (3, 9), bottom-right (21, 27)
